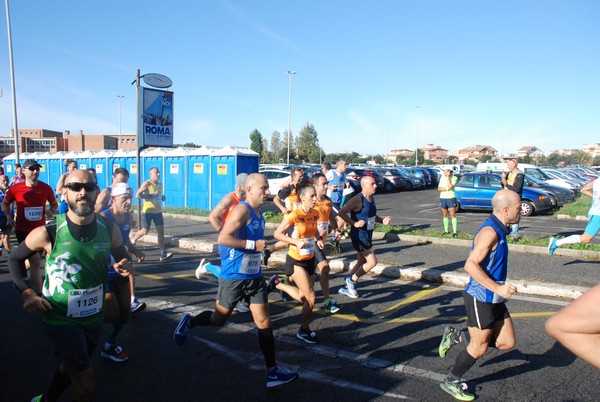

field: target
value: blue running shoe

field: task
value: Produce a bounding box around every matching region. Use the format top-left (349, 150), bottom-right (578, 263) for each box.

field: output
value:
top-left (266, 366), bottom-right (299, 388)
top-left (267, 275), bottom-right (280, 294)
top-left (338, 276), bottom-right (358, 298)
top-left (174, 313), bottom-right (191, 346)
top-left (548, 237), bottom-right (558, 256)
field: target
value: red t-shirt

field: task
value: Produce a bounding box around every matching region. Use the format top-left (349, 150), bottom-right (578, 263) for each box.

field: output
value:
top-left (4, 181), bottom-right (56, 232)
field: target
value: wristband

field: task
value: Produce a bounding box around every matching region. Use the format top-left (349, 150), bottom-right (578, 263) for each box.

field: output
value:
top-left (245, 240), bottom-right (256, 250)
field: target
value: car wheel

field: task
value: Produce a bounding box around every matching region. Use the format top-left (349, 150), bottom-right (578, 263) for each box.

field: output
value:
top-left (455, 200), bottom-right (461, 212)
top-left (405, 182), bottom-right (413, 190)
top-left (549, 195), bottom-right (558, 208)
top-left (520, 200), bottom-right (534, 216)
top-left (384, 182), bottom-right (393, 192)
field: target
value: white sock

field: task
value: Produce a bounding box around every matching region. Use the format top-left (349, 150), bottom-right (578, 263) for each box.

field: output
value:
top-left (131, 296), bottom-right (136, 303)
top-left (556, 235), bottom-right (581, 246)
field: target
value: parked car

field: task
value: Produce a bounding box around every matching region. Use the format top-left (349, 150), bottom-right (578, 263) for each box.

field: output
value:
top-left (523, 174), bottom-right (575, 209)
top-left (345, 168), bottom-right (385, 192)
top-left (402, 167), bottom-right (432, 187)
top-left (374, 168), bottom-right (408, 192)
top-left (422, 167), bottom-right (440, 186)
top-left (259, 168), bottom-right (293, 196)
top-left (454, 172), bottom-right (553, 216)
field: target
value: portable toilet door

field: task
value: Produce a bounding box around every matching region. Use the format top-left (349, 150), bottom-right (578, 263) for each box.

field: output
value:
top-left (34, 152), bottom-right (51, 184)
top-left (186, 147), bottom-right (214, 210)
top-left (90, 150), bottom-right (115, 189)
top-left (46, 151), bottom-right (68, 192)
top-left (163, 148), bottom-right (187, 207)
top-left (210, 147), bottom-right (239, 209)
top-left (2, 154), bottom-right (16, 180)
top-left (231, 146), bottom-right (259, 175)
top-left (140, 148), bottom-right (165, 203)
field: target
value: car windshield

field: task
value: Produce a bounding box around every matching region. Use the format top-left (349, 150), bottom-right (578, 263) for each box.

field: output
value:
top-left (524, 174), bottom-right (545, 185)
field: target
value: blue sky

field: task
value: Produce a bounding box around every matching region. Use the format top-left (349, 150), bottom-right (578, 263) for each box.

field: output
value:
top-left (0, 0), bottom-right (598, 156)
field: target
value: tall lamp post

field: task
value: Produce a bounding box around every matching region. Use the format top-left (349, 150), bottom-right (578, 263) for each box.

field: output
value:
top-left (5, 0), bottom-right (20, 163)
top-left (286, 70), bottom-right (296, 165)
top-left (415, 105), bottom-right (421, 166)
top-left (117, 95), bottom-right (124, 149)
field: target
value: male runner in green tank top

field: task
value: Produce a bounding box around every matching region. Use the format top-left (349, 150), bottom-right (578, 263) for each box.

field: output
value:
top-left (9, 169), bottom-right (133, 402)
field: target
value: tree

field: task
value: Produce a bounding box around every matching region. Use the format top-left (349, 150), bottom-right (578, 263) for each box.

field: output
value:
top-left (480, 155), bottom-right (493, 163)
top-left (296, 123), bottom-right (320, 163)
top-left (593, 155), bottom-right (600, 166)
top-left (261, 138), bottom-right (271, 163)
top-left (270, 131), bottom-right (284, 163)
top-left (249, 129), bottom-right (263, 157)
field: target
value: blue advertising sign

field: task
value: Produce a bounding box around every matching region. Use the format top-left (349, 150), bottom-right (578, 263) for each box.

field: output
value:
top-left (140, 87), bottom-right (174, 147)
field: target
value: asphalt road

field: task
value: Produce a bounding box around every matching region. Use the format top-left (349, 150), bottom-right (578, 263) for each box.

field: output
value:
top-left (2, 244), bottom-right (600, 402)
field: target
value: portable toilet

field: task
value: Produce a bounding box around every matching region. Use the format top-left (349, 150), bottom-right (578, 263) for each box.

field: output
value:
top-left (34, 152), bottom-right (52, 184)
top-left (163, 147), bottom-right (189, 207)
top-left (187, 146), bottom-right (216, 210)
top-left (90, 150), bottom-right (116, 189)
top-left (210, 146), bottom-right (259, 209)
top-left (65, 150), bottom-right (92, 171)
top-left (111, 149), bottom-right (140, 194)
top-left (46, 151), bottom-right (68, 190)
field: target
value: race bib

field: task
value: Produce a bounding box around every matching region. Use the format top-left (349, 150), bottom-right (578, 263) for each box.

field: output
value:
top-left (66, 284), bottom-right (103, 318)
top-left (299, 237), bottom-right (315, 256)
top-left (240, 253), bottom-right (261, 274)
top-left (317, 222), bottom-right (329, 237)
top-left (24, 206), bottom-right (44, 221)
top-left (367, 216), bottom-right (376, 230)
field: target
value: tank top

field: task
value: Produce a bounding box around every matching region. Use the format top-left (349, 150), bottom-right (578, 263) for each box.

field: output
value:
top-left (42, 214), bottom-right (112, 326)
top-left (142, 180), bottom-right (163, 213)
top-left (588, 179), bottom-right (600, 217)
top-left (314, 196), bottom-right (332, 241)
top-left (218, 201), bottom-right (264, 280)
top-left (439, 175), bottom-right (457, 199)
top-left (220, 192), bottom-right (241, 227)
top-left (102, 208), bottom-right (131, 277)
top-left (286, 207), bottom-right (319, 261)
top-left (350, 193), bottom-right (377, 244)
top-left (464, 214), bottom-right (510, 304)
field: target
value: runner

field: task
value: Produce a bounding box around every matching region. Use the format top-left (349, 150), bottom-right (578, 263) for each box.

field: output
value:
top-left (336, 176), bottom-right (391, 299)
top-left (501, 158), bottom-right (524, 240)
top-left (197, 173), bottom-right (250, 313)
top-left (437, 189), bottom-right (520, 401)
top-left (56, 159), bottom-right (79, 214)
top-left (173, 173), bottom-right (298, 388)
top-left (312, 172), bottom-right (341, 313)
top-left (0, 175), bottom-right (11, 255)
top-left (131, 167), bottom-right (173, 261)
top-left (8, 162), bottom-right (25, 187)
top-left (327, 159), bottom-right (349, 238)
top-left (548, 177), bottom-right (599, 256)
top-left (268, 180), bottom-right (323, 344)
top-left (8, 169), bottom-right (133, 402)
top-left (2, 159), bottom-right (58, 293)
top-left (99, 183), bottom-right (146, 362)
top-left (438, 167), bottom-right (459, 237)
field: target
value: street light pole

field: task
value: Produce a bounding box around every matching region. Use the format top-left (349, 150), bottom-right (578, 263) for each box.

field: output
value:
top-left (5, 0), bottom-right (20, 163)
top-left (415, 105), bottom-right (421, 166)
top-left (117, 95), bottom-right (124, 149)
top-left (286, 70), bottom-right (296, 165)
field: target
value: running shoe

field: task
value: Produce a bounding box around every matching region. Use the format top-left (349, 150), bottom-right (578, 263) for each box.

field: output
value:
top-left (195, 258), bottom-right (208, 279)
top-left (234, 301), bottom-right (250, 313)
top-left (440, 378), bottom-right (474, 401)
top-left (160, 251), bottom-right (173, 261)
top-left (340, 230), bottom-right (349, 239)
top-left (439, 325), bottom-right (460, 358)
top-left (130, 299), bottom-right (146, 314)
top-left (548, 237), bottom-right (558, 256)
top-left (279, 277), bottom-right (290, 301)
top-left (338, 276), bottom-right (358, 298)
top-left (174, 313), bottom-right (191, 346)
top-left (31, 395), bottom-right (43, 402)
top-left (262, 249), bottom-right (271, 266)
top-left (266, 366), bottom-right (299, 388)
top-left (452, 232), bottom-right (458, 238)
top-left (323, 298), bottom-right (341, 314)
top-left (267, 275), bottom-right (280, 294)
top-left (297, 327), bottom-right (319, 344)
top-left (100, 344), bottom-right (129, 362)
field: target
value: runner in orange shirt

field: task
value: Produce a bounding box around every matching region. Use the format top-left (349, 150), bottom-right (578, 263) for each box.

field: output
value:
top-left (268, 181), bottom-right (323, 344)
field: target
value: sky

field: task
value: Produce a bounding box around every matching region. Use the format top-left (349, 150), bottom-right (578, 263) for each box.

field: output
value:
top-left (0, 0), bottom-right (598, 157)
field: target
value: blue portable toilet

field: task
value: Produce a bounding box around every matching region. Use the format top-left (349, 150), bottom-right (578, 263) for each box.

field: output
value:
top-left (163, 147), bottom-right (188, 208)
top-left (65, 150), bottom-right (92, 172)
top-left (111, 149), bottom-right (140, 194)
top-left (2, 153), bottom-right (18, 179)
top-left (186, 146), bottom-right (216, 210)
top-left (90, 150), bottom-right (115, 189)
top-left (34, 152), bottom-right (52, 184)
top-left (210, 146), bottom-right (259, 209)
top-left (46, 151), bottom-right (68, 191)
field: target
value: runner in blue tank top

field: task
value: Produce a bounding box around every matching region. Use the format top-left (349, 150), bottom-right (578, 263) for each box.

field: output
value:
top-left (336, 176), bottom-right (391, 299)
top-left (173, 173), bottom-right (298, 388)
top-left (437, 189), bottom-right (521, 401)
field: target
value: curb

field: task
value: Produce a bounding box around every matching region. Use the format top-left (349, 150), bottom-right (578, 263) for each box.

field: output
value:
top-left (137, 231), bottom-right (589, 301)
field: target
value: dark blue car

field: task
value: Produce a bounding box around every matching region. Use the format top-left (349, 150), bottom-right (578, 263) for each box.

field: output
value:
top-left (454, 172), bottom-right (553, 216)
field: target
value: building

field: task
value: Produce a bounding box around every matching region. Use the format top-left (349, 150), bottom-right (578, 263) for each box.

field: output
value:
top-left (385, 148), bottom-right (414, 164)
top-left (455, 145), bottom-right (498, 163)
top-left (517, 146), bottom-right (544, 159)
top-left (420, 144), bottom-right (448, 164)
top-left (582, 143), bottom-right (600, 158)
top-left (0, 128), bottom-right (139, 159)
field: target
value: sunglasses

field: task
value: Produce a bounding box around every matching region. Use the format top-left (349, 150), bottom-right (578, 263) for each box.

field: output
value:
top-left (27, 166), bottom-right (40, 171)
top-left (65, 182), bottom-right (97, 192)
